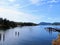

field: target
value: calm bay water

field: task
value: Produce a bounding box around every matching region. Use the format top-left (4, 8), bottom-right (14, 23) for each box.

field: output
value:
top-left (0, 25), bottom-right (59, 45)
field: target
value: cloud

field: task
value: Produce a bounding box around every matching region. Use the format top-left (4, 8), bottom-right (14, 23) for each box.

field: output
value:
top-left (12, 4), bottom-right (20, 9)
top-left (47, 0), bottom-right (59, 9)
top-left (47, 0), bottom-right (58, 3)
top-left (29, 0), bottom-right (39, 4)
top-left (0, 1), bottom-right (9, 5)
top-left (48, 4), bottom-right (53, 8)
top-left (0, 1), bottom-right (5, 5)
top-left (29, 0), bottom-right (48, 6)
top-left (8, 0), bottom-right (16, 2)
top-left (0, 8), bottom-right (42, 23)
top-left (0, 0), bottom-right (30, 9)
top-left (0, 0), bottom-right (48, 23)
top-left (29, 0), bottom-right (41, 5)
top-left (0, 0), bottom-right (20, 10)
top-left (19, 4), bottom-right (31, 8)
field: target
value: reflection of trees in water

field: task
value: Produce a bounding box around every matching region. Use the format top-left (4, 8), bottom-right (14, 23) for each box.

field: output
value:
top-left (15, 31), bottom-right (19, 37)
top-left (0, 33), bottom-right (5, 42)
top-left (47, 29), bottom-right (53, 34)
top-left (45, 27), bottom-right (60, 45)
top-left (45, 27), bottom-right (60, 34)
top-left (45, 27), bottom-right (53, 34)
top-left (3, 34), bottom-right (5, 41)
top-left (0, 34), bottom-right (1, 41)
top-left (52, 34), bottom-right (60, 45)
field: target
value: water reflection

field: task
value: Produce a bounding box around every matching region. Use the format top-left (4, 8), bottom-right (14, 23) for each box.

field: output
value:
top-left (45, 27), bottom-right (60, 45)
top-left (0, 32), bottom-right (5, 42)
top-left (3, 34), bottom-right (5, 41)
top-left (29, 27), bottom-right (33, 32)
top-left (0, 26), bottom-right (59, 45)
top-left (15, 31), bottom-right (20, 37)
top-left (45, 27), bottom-right (60, 34)
top-left (0, 34), bottom-right (1, 41)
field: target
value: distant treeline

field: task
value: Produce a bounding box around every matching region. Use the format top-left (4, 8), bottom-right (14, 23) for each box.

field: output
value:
top-left (0, 18), bottom-right (17, 29)
top-left (39, 22), bottom-right (60, 25)
top-left (0, 18), bottom-right (37, 29)
top-left (16, 22), bottom-right (37, 26)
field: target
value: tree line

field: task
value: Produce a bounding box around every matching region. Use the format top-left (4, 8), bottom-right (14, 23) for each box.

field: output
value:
top-left (0, 18), bottom-right (37, 29)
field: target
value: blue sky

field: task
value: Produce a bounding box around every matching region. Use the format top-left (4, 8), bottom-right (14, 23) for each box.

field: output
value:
top-left (0, 0), bottom-right (60, 23)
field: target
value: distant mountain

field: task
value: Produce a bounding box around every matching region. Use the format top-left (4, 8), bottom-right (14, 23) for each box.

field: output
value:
top-left (39, 22), bottom-right (60, 25)
top-left (39, 22), bottom-right (51, 25)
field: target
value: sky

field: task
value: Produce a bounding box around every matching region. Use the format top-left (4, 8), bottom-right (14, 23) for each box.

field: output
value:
top-left (0, 0), bottom-right (60, 23)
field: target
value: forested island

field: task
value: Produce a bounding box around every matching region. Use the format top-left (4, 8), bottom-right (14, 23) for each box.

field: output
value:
top-left (0, 18), bottom-right (37, 29)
